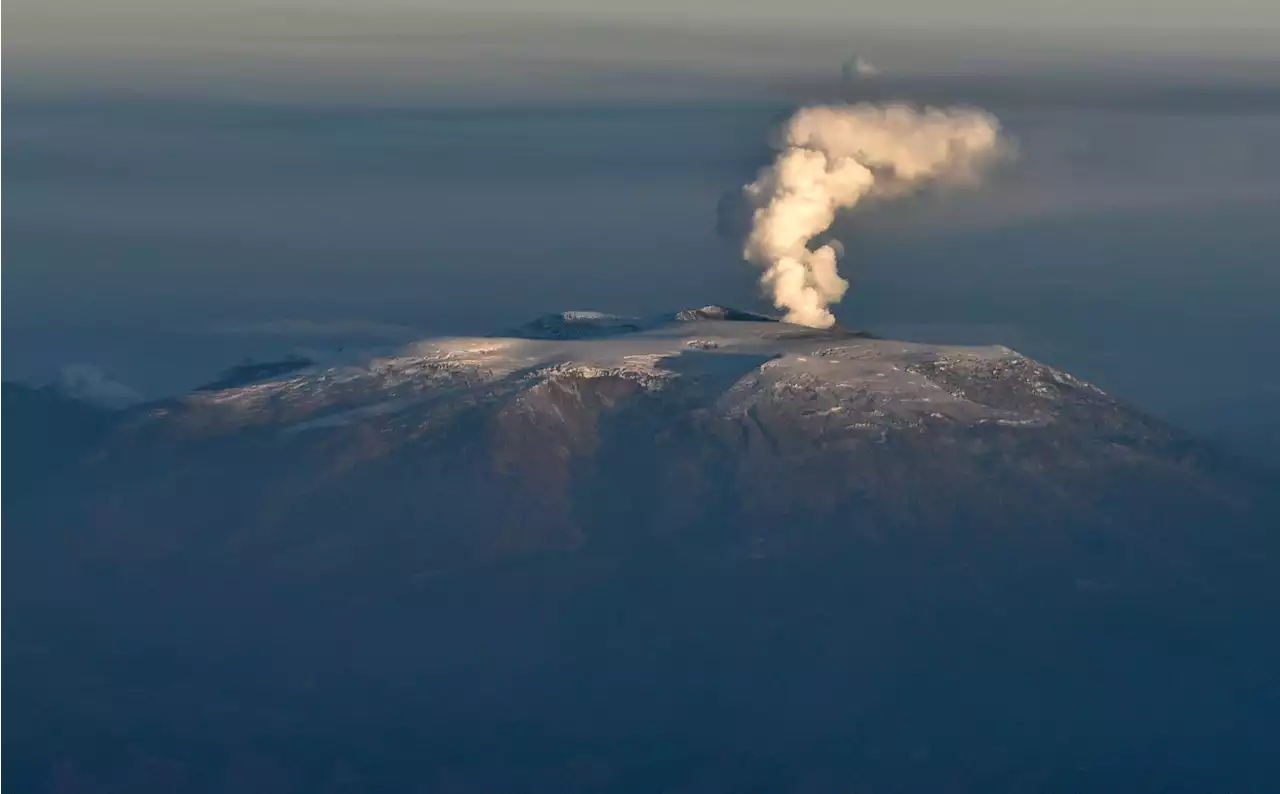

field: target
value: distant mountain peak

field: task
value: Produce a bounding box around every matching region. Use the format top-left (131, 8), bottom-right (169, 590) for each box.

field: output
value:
top-left (673, 306), bottom-right (777, 323)
top-left (51, 364), bottom-right (143, 410)
top-left (501, 311), bottom-right (646, 340)
top-left (502, 305), bottom-right (782, 341)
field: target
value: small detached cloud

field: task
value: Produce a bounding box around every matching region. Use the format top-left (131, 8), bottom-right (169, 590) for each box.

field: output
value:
top-left (841, 55), bottom-right (880, 82)
top-left (55, 364), bottom-right (144, 410)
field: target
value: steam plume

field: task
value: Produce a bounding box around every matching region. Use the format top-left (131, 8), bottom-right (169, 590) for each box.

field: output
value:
top-left (743, 103), bottom-right (1007, 327)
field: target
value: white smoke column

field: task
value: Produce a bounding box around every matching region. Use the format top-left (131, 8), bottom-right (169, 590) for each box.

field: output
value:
top-left (743, 103), bottom-right (1007, 327)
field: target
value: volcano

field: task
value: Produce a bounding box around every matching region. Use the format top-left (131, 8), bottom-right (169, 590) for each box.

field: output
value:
top-left (5, 307), bottom-right (1279, 791)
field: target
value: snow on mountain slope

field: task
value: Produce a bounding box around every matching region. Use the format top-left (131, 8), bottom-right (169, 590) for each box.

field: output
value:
top-left (153, 307), bottom-right (1100, 439)
top-left (19, 306), bottom-right (1260, 567)
top-left (7, 308), bottom-right (1280, 793)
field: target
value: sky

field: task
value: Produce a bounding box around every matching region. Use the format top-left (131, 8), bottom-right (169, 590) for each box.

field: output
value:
top-left (461, 0), bottom-right (1277, 29)
top-left (11, 0), bottom-right (1280, 31)
top-left (7, 1), bottom-right (1279, 101)
top-left (4, 3), bottom-right (1280, 464)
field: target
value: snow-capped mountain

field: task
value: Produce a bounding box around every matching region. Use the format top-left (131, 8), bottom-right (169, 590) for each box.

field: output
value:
top-left (15, 306), bottom-right (1275, 548)
top-left (6, 307), bottom-right (1279, 792)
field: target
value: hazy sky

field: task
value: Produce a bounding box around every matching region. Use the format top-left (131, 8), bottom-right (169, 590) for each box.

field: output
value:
top-left (11, 0), bottom-right (1280, 30)
top-left (5, 0), bottom-right (1280, 463)
top-left (8, 1), bottom-right (1278, 101)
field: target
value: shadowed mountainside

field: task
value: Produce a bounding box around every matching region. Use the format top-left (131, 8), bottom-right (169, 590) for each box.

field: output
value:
top-left (5, 308), bottom-right (1279, 792)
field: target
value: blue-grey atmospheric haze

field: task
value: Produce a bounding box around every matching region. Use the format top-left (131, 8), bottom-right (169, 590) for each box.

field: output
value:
top-left (5, 5), bottom-right (1280, 792)
top-left (7, 16), bottom-right (1280, 462)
